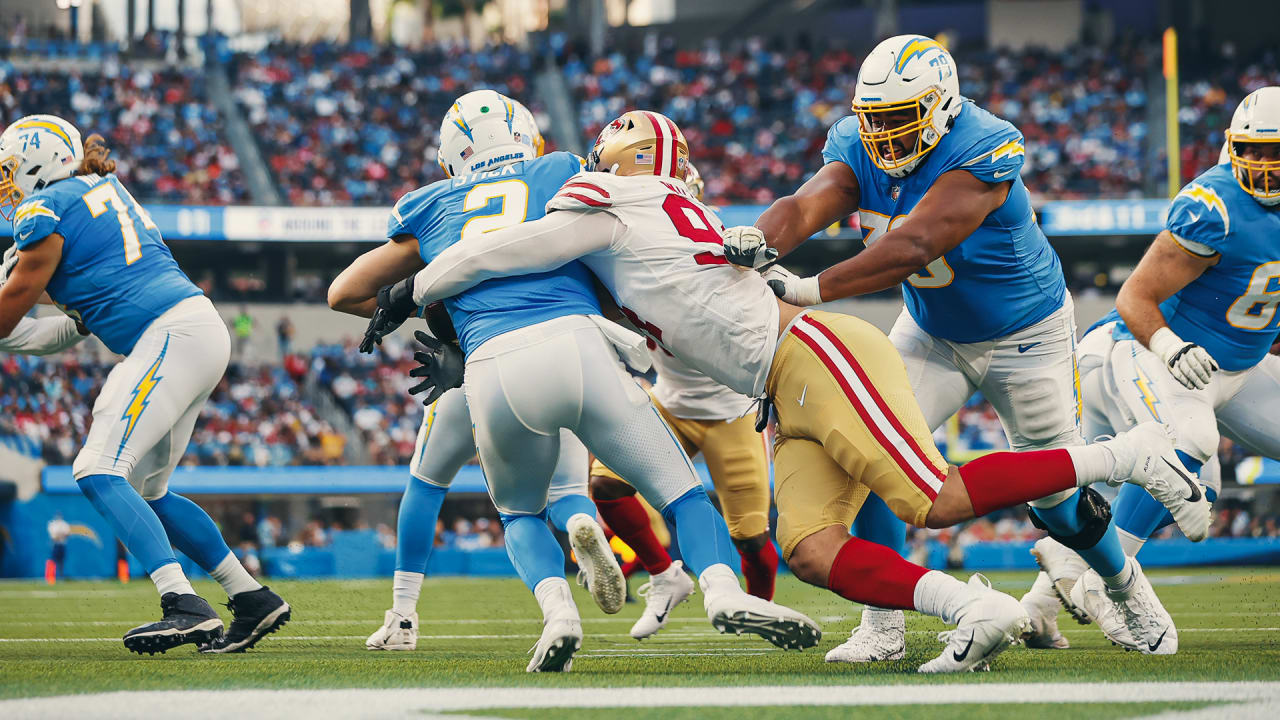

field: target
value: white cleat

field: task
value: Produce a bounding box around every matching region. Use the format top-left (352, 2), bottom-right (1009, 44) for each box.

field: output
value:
top-left (1069, 569), bottom-right (1141, 651)
top-left (630, 561), bottom-right (695, 640)
top-left (1099, 422), bottom-right (1211, 541)
top-left (365, 609), bottom-right (418, 651)
top-left (526, 616), bottom-right (583, 673)
top-left (1030, 538), bottom-right (1090, 625)
top-left (701, 567), bottom-right (821, 650)
top-left (1020, 573), bottom-right (1070, 649)
top-left (918, 574), bottom-right (1031, 673)
top-left (567, 513), bottom-right (626, 615)
top-left (1071, 563), bottom-right (1177, 655)
top-left (824, 608), bottom-right (905, 663)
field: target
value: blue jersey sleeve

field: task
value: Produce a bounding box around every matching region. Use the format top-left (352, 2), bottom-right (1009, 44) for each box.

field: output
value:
top-left (821, 116), bottom-right (862, 168)
top-left (952, 130), bottom-right (1025, 183)
top-left (387, 184), bottom-right (445, 241)
top-left (1165, 182), bottom-right (1230, 256)
top-left (13, 195), bottom-right (63, 249)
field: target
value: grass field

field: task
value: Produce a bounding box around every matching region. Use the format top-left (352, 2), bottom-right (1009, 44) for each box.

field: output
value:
top-left (2, 567), bottom-right (1278, 718)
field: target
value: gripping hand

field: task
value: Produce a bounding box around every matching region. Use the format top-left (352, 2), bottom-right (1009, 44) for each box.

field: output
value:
top-left (1149, 327), bottom-right (1218, 390)
top-left (407, 330), bottom-right (465, 405)
top-left (359, 277), bottom-right (418, 353)
top-left (722, 226), bottom-right (779, 269)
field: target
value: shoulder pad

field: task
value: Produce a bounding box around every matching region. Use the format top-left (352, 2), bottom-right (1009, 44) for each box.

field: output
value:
top-left (388, 181), bottom-right (447, 239)
top-left (547, 173), bottom-right (676, 213)
top-left (1167, 180), bottom-right (1230, 252)
top-left (13, 195), bottom-right (62, 249)
top-left (821, 116), bottom-right (862, 168)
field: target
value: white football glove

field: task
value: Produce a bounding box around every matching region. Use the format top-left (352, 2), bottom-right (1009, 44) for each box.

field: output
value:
top-left (1148, 326), bottom-right (1219, 390)
top-left (0, 244), bottom-right (17, 290)
top-left (761, 265), bottom-right (823, 307)
top-left (721, 226), bottom-right (779, 269)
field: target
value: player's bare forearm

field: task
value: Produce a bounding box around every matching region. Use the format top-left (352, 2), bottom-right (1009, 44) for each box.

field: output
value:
top-left (755, 161), bottom-right (860, 257)
top-left (1117, 231), bottom-right (1216, 346)
top-left (815, 171), bottom-right (1005, 301)
top-left (0, 234), bottom-right (63, 339)
top-left (329, 236), bottom-right (425, 318)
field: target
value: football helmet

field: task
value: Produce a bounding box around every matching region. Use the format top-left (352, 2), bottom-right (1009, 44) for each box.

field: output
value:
top-left (1224, 86), bottom-right (1280, 206)
top-left (437, 90), bottom-right (543, 178)
top-left (586, 110), bottom-right (689, 180)
top-left (0, 114), bottom-right (83, 221)
top-left (853, 35), bottom-right (961, 178)
top-left (684, 161), bottom-right (704, 200)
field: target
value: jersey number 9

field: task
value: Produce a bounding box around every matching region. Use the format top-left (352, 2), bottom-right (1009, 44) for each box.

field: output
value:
top-left (82, 183), bottom-right (158, 265)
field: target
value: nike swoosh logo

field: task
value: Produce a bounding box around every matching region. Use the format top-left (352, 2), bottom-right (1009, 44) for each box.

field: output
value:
top-left (798, 385), bottom-right (808, 407)
top-left (17, 229), bottom-right (31, 240)
top-left (1162, 458), bottom-right (1202, 502)
top-left (993, 169), bottom-right (1014, 178)
top-left (1017, 342), bottom-right (1041, 353)
top-left (654, 597), bottom-right (675, 624)
top-left (1188, 212), bottom-right (1200, 222)
top-left (952, 631), bottom-right (975, 662)
top-left (1148, 627), bottom-right (1168, 652)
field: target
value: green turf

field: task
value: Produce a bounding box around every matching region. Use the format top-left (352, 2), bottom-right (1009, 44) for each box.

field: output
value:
top-left (458, 703), bottom-right (1216, 720)
top-left (1, 567), bottom-right (1277, 715)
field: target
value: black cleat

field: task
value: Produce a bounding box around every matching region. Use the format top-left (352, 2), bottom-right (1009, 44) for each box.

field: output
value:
top-left (199, 586), bottom-right (291, 654)
top-left (123, 593), bottom-right (224, 655)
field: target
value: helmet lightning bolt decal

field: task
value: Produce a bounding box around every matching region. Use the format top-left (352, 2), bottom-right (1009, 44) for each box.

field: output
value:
top-left (895, 37), bottom-right (944, 73)
top-left (115, 335), bottom-right (169, 464)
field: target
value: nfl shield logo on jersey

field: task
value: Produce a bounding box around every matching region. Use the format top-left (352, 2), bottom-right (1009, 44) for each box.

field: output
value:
top-left (889, 184), bottom-right (902, 201)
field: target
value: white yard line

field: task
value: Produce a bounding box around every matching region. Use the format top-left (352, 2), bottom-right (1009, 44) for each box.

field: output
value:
top-left (1, 682), bottom-right (1277, 719)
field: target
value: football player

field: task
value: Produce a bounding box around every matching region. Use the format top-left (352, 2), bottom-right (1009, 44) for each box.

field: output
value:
top-left (0, 115), bottom-right (290, 654)
top-left (345, 92), bottom-right (817, 672)
top-left (588, 162), bottom-right (775, 641)
top-left (373, 109), bottom-right (1206, 672)
top-left (1070, 87), bottom-right (1280, 650)
top-left (329, 93), bottom-right (629, 652)
top-left (720, 34), bottom-right (1183, 657)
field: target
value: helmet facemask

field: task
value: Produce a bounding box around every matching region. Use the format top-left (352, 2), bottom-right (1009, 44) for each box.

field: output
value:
top-left (855, 89), bottom-right (947, 178)
top-left (0, 155), bottom-right (23, 222)
top-left (1227, 136), bottom-right (1280, 206)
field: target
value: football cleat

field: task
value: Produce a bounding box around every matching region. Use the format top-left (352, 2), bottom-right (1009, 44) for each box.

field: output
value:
top-left (199, 586), bottom-right (291, 654)
top-left (123, 592), bottom-right (223, 655)
top-left (630, 560), bottom-right (695, 640)
top-left (365, 609), bottom-right (419, 651)
top-left (1020, 573), bottom-right (1070, 649)
top-left (1069, 569), bottom-right (1141, 651)
top-left (526, 616), bottom-right (583, 673)
top-left (702, 572), bottom-right (821, 651)
top-left (824, 608), bottom-right (906, 663)
top-left (567, 513), bottom-right (626, 615)
top-left (1030, 538), bottom-right (1091, 624)
top-left (918, 574), bottom-right (1030, 673)
top-left (1070, 564), bottom-right (1177, 654)
top-left (1098, 422), bottom-right (1211, 541)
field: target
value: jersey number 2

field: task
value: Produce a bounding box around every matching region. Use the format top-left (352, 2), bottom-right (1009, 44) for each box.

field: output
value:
top-left (1226, 261), bottom-right (1280, 330)
top-left (460, 179), bottom-right (530, 241)
top-left (83, 183), bottom-right (157, 265)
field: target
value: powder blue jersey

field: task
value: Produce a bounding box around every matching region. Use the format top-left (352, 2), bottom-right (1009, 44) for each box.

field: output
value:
top-left (12, 173), bottom-right (201, 355)
top-left (823, 99), bottom-right (1066, 343)
top-left (389, 151), bottom-right (601, 356)
top-left (1092, 164), bottom-right (1280, 372)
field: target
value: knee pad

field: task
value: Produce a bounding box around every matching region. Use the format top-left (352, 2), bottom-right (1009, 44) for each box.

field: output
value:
top-left (1028, 486), bottom-right (1112, 551)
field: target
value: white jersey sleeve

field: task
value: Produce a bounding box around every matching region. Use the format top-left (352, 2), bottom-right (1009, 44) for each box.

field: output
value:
top-left (549, 173), bottom-right (780, 398)
top-left (0, 315), bottom-right (85, 356)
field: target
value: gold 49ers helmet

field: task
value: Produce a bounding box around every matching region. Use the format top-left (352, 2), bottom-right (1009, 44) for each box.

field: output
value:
top-left (587, 110), bottom-right (689, 179)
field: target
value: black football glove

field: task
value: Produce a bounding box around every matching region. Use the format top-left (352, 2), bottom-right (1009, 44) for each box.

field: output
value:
top-left (359, 277), bottom-right (419, 354)
top-left (407, 330), bottom-right (465, 405)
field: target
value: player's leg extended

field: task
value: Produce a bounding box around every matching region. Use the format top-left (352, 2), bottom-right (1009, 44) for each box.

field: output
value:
top-left (567, 321), bottom-right (819, 650)
top-left (1214, 353), bottom-right (1280, 473)
top-left (696, 410), bottom-right (777, 600)
top-left (368, 388), bottom-right (474, 650)
top-left (547, 430), bottom-right (626, 615)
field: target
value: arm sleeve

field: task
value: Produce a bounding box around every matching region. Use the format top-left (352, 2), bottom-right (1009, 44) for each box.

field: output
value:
top-left (1165, 187), bottom-right (1229, 255)
top-left (0, 315), bottom-right (84, 356)
top-left (411, 210), bottom-right (621, 305)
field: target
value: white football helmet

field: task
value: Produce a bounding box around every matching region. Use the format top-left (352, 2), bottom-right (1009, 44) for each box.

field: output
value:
top-left (0, 114), bottom-right (83, 221)
top-left (1224, 86), bottom-right (1280, 206)
top-left (437, 90), bottom-right (543, 178)
top-left (853, 35), bottom-right (962, 178)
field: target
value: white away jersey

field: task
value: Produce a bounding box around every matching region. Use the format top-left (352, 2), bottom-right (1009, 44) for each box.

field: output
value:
top-left (651, 348), bottom-right (756, 421)
top-left (547, 172), bottom-right (781, 398)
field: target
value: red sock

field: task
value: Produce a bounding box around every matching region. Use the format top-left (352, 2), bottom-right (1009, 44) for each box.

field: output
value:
top-left (958, 448), bottom-right (1077, 517)
top-left (619, 558), bottom-right (644, 578)
top-left (826, 537), bottom-right (928, 610)
top-left (594, 495), bottom-right (672, 575)
top-left (738, 541), bottom-right (779, 600)
top-left (45, 559), bottom-right (57, 585)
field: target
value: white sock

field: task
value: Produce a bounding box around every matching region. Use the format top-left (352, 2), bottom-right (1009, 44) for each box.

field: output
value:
top-left (393, 571), bottom-right (425, 615)
top-left (533, 577), bottom-right (577, 621)
top-left (697, 563), bottom-right (741, 597)
top-left (150, 562), bottom-right (196, 597)
top-left (912, 570), bottom-right (969, 624)
top-left (210, 552), bottom-right (262, 598)
top-left (1065, 444), bottom-right (1117, 485)
top-left (861, 605), bottom-right (904, 629)
top-left (1102, 556), bottom-right (1139, 600)
top-left (1117, 528), bottom-right (1147, 558)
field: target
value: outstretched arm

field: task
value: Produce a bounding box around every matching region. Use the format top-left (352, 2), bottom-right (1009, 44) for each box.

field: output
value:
top-left (328, 235), bottom-right (425, 318)
top-left (410, 210), bottom-right (621, 306)
top-left (753, 161), bottom-right (861, 258)
top-left (0, 315), bottom-right (85, 355)
top-left (0, 233), bottom-right (64, 339)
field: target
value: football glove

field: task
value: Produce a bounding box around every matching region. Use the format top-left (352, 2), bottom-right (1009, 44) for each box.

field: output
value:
top-left (407, 330), bottom-right (465, 406)
top-left (0, 244), bottom-right (17, 290)
top-left (1149, 326), bottom-right (1218, 390)
top-left (721, 226), bottom-right (778, 269)
top-left (761, 265), bottom-right (823, 306)
top-left (359, 277), bottom-right (418, 353)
